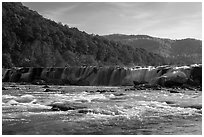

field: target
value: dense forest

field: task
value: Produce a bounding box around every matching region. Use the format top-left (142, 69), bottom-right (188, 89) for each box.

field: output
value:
top-left (3, 3), bottom-right (200, 68)
top-left (2, 2), bottom-right (168, 68)
top-left (104, 34), bottom-right (202, 65)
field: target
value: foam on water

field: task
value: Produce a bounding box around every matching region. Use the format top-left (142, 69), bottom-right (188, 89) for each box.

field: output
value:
top-left (2, 85), bottom-right (202, 135)
top-left (49, 92), bottom-right (108, 103)
top-left (3, 91), bottom-right (200, 120)
top-left (82, 100), bottom-right (201, 121)
top-left (2, 94), bottom-right (36, 104)
top-left (2, 94), bottom-right (17, 99)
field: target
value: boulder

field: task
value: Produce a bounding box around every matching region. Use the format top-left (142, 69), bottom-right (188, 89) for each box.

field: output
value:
top-left (9, 69), bottom-right (21, 82)
top-left (189, 66), bottom-right (202, 86)
top-left (20, 72), bottom-right (32, 82)
top-left (2, 69), bottom-right (11, 82)
top-left (153, 71), bottom-right (188, 87)
top-left (2, 65), bottom-right (202, 87)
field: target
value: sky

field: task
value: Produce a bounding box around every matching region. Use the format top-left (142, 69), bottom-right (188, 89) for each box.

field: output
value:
top-left (23, 2), bottom-right (202, 40)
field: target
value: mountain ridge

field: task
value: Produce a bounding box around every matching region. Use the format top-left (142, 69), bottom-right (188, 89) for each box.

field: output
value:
top-left (2, 2), bottom-right (201, 68)
top-left (3, 2), bottom-right (167, 68)
top-left (103, 33), bottom-right (201, 41)
top-left (104, 34), bottom-right (202, 64)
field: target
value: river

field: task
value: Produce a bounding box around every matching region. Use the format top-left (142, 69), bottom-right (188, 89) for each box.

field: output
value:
top-left (2, 83), bottom-right (202, 135)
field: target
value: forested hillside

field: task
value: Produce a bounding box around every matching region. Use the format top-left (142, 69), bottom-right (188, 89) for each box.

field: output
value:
top-left (104, 34), bottom-right (202, 65)
top-left (2, 2), bottom-right (168, 68)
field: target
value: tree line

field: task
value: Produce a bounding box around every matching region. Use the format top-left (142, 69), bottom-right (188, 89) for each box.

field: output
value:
top-left (2, 2), bottom-right (166, 68)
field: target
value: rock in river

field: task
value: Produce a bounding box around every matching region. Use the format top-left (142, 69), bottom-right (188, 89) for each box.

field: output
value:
top-left (153, 71), bottom-right (188, 87)
top-left (42, 85), bottom-right (50, 88)
top-left (2, 87), bottom-right (7, 90)
top-left (49, 101), bottom-right (88, 111)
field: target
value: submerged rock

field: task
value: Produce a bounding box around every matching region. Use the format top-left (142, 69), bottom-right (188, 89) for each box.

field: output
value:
top-left (9, 85), bottom-right (17, 87)
top-left (95, 89), bottom-right (115, 94)
top-left (77, 109), bottom-right (116, 116)
top-left (42, 85), bottom-right (50, 88)
top-left (43, 88), bottom-right (59, 92)
top-left (168, 89), bottom-right (180, 93)
top-left (85, 90), bottom-right (95, 93)
top-left (182, 104), bottom-right (202, 110)
top-left (78, 109), bottom-right (93, 114)
top-left (164, 101), bottom-right (202, 110)
top-left (2, 87), bottom-right (7, 90)
top-left (85, 89), bottom-right (116, 94)
top-left (113, 93), bottom-right (126, 96)
top-left (165, 101), bottom-right (175, 104)
top-left (50, 101), bottom-right (87, 111)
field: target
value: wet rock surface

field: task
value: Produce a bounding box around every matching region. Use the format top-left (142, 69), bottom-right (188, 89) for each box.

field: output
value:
top-left (2, 65), bottom-right (202, 88)
top-left (50, 102), bottom-right (88, 111)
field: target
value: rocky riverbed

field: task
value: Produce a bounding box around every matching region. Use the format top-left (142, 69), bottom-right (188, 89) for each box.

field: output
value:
top-left (2, 82), bottom-right (202, 135)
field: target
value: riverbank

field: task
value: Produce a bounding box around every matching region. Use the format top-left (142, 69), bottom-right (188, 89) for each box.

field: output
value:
top-left (2, 65), bottom-right (202, 88)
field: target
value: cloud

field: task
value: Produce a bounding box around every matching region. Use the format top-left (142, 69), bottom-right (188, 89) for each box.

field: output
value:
top-left (23, 2), bottom-right (202, 39)
top-left (44, 5), bottom-right (78, 21)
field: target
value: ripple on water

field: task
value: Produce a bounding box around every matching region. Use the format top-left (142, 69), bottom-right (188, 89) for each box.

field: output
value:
top-left (2, 85), bottom-right (202, 135)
